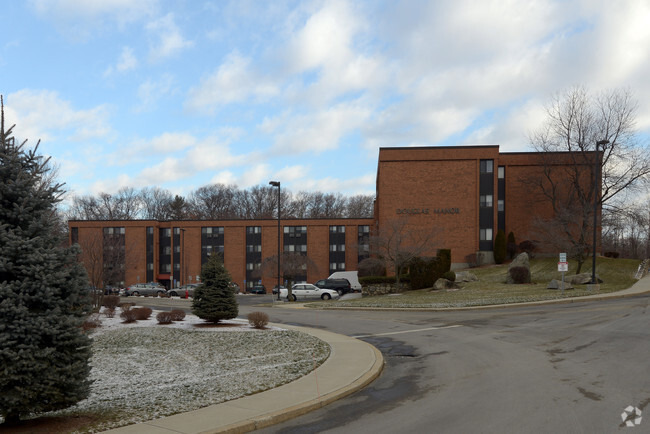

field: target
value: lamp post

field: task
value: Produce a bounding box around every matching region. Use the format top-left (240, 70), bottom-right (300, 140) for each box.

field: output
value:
top-left (591, 139), bottom-right (609, 286)
top-left (180, 228), bottom-right (187, 297)
top-left (269, 181), bottom-right (281, 300)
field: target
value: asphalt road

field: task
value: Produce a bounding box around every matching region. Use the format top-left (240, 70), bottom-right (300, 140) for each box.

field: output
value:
top-left (130, 294), bottom-right (649, 432)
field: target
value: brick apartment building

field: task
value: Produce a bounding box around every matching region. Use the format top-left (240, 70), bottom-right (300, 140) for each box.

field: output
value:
top-left (69, 145), bottom-right (598, 292)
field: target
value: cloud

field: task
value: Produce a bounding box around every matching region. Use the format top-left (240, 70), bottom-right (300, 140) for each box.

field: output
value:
top-left (185, 51), bottom-right (280, 113)
top-left (135, 73), bottom-right (174, 112)
top-left (104, 46), bottom-right (138, 76)
top-left (146, 13), bottom-right (193, 61)
top-left (4, 89), bottom-right (112, 143)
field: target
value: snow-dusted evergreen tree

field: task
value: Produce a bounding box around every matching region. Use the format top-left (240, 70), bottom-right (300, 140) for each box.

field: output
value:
top-left (0, 97), bottom-right (92, 424)
top-left (192, 254), bottom-right (238, 323)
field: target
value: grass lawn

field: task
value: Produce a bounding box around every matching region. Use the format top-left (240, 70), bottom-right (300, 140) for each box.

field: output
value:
top-left (321, 257), bottom-right (642, 309)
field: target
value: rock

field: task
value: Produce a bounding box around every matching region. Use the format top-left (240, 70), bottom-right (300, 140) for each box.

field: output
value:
top-left (506, 252), bottom-right (531, 284)
top-left (455, 271), bottom-right (478, 282)
top-left (433, 278), bottom-right (459, 290)
top-left (547, 279), bottom-right (574, 290)
top-left (568, 273), bottom-right (603, 285)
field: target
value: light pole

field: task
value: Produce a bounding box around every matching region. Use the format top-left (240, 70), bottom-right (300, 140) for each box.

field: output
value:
top-left (180, 228), bottom-right (186, 297)
top-left (591, 139), bottom-right (609, 286)
top-left (269, 181), bottom-right (281, 300)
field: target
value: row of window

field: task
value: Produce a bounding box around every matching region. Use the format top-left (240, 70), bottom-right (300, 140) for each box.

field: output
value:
top-left (479, 160), bottom-right (505, 179)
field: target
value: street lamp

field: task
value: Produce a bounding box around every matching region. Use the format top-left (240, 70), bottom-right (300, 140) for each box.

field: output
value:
top-left (591, 139), bottom-right (609, 287)
top-left (269, 181), bottom-right (281, 300)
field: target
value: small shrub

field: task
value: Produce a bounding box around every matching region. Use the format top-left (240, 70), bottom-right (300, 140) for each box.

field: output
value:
top-left (507, 231), bottom-right (517, 259)
top-left (133, 307), bottom-right (153, 320)
top-left (603, 251), bottom-right (620, 258)
top-left (442, 271), bottom-right (456, 282)
top-left (120, 308), bottom-right (137, 323)
top-left (248, 311), bottom-right (269, 329)
top-left (156, 311), bottom-right (173, 324)
top-left (509, 266), bottom-right (531, 284)
top-left (102, 295), bottom-right (120, 310)
top-left (119, 302), bottom-right (134, 310)
top-left (170, 309), bottom-right (186, 321)
top-left (360, 276), bottom-right (396, 285)
top-left (358, 257), bottom-right (386, 277)
top-left (493, 230), bottom-right (506, 264)
top-left (104, 307), bottom-right (116, 318)
top-left (82, 314), bottom-right (102, 331)
top-left (518, 240), bottom-right (538, 259)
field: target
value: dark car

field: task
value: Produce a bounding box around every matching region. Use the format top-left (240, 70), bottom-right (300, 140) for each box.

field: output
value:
top-left (247, 285), bottom-right (266, 294)
top-left (272, 285), bottom-right (286, 295)
top-left (314, 278), bottom-right (352, 295)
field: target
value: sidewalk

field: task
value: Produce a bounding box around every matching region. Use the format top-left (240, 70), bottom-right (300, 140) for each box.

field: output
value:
top-left (104, 325), bottom-right (384, 434)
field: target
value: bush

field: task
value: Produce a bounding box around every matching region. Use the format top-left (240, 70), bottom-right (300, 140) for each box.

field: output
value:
top-left (102, 295), bottom-right (120, 310)
top-left (248, 311), bottom-right (270, 329)
top-left (493, 230), bottom-right (506, 264)
top-left (360, 276), bottom-right (395, 285)
top-left (104, 307), bottom-right (115, 318)
top-left (442, 271), bottom-right (456, 282)
top-left (170, 310), bottom-right (186, 321)
top-left (120, 308), bottom-right (137, 323)
top-left (507, 231), bottom-right (517, 259)
top-left (604, 251), bottom-right (620, 258)
top-left (509, 266), bottom-right (531, 284)
top-left (409, 256), bottom-right (438, 290)
top-left (156, 312), bottom-right (173, 324)
top-left (82, 314), bottom-right (102, 331)
top-left (358, 257), bottom-right (386, 277)
top-left (518, 240), bottom-right (538, 259)
top-left (437, 249), bottom-right (452, 274)
top-left (133, 307), bottom-right (153, 320)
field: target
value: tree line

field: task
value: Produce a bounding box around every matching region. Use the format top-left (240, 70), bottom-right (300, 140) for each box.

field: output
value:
top-left (67, 184), bottom-right (375, 221)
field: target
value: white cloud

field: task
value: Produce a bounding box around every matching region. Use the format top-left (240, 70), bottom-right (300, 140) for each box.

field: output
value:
top-left (135, 73), bottom-right (174, 112)
top-left (146, 13), bottom-right (193, 61)
top-left (4, 89), bottom-right (112, 143)
top-left (104, 46), bottom-right (138, 76)
top-left (185, 51), bottom-right (279, 113)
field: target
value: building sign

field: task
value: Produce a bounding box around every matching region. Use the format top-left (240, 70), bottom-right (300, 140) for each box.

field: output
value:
top-left (396, 208), bottom-right (460, 215)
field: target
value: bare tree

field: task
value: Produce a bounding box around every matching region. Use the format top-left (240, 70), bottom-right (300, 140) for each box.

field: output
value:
top-left (188, 184), bottom-right (237, 219)
top-left (140, 187), bottom-right (174, 220)
top-left (256, 252), bottom-right (319, 299)
top-left (346, 194), bottom-right (374, 218)
top-left (368, 217), bottom-right (440, 287)
top-left (528, 87), bottom-right (650, 272)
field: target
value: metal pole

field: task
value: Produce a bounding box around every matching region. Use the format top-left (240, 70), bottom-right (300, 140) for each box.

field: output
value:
top-left (269, 181), bottom-right (281, 300)
top-left (592, 139), bottom-right (609, 286)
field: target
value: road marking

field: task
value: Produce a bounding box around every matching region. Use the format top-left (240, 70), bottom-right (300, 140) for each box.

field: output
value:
top-left (352, 324), bottom-right (463, 338)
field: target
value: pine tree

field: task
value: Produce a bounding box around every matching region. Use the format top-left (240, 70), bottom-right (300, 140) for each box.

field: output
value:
top-left (192, 254), bottom-right (238, 323)
top-left (507, 231), bottom-right (517, 259)
top-left (494, 230), bottom-right (507, 264)
top-left (0, 97), bottom-right (92, 424)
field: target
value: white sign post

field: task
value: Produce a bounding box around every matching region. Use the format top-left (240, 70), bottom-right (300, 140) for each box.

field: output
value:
top-left (558, 253), bottom-right (568, 292)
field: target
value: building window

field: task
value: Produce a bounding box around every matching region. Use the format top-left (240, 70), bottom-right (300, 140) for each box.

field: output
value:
top-left (147, 227), bottom-right (154, 235)
top-left (174, 263), bottom-right (180, 271)
top-left (480, 195), bottom-right (493, 207)
top-left (147, 263), bottom-right (154, 271)
top-left (329, 225), bottom-right (345, 233)
top-left (497, 199), bottom-right (504, 212)
top-left (246, 226), bottom-right (261, 234)
top-left (498, 166), bottom-right (505, 179)
top-left (480, 228), bottom-right (493, 241)
top-left (480, 159), bottom-right (493, 174)
top-left (162, 228), bottom-right (171, 237)
top-left (330, 244), bottom-right (345, 252)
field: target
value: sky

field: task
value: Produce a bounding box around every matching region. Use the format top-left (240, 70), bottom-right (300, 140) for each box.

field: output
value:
top-left (2, 0), bottom-right (650, 203)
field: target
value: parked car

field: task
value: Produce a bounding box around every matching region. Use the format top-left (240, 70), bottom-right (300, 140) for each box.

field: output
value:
top-left (272, 285), bottom-right (286, 295)
top-left (280, 284), bottom-right (340, 301)
top-left (168, 284), bottom-right (200, 298)
top-left (229, 282), bottom-right (241, 293)
top-left (314, 278), bottom-right (353, 295)
top-left (125, 283), bottom-right (167, 297)
top-left (247, 285), bottom-right (267, 294)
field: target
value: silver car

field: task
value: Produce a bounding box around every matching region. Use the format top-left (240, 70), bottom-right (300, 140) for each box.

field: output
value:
top-left (168, 284), bottom-right (200, 298)
top-left (126, 283), bottom-right (166, 297)
top-left (280, 283), bottom-right (339, 301)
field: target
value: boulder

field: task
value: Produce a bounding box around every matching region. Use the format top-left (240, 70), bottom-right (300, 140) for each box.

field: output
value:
top-left (547, 279), bottom-right (574, 290)
top-left (568, 273), bottom-right (603, 285)
top-left (455, 271), bottom-right (478, 283)
top-left (506, 252), bottom-right (531, 284)
top-left (433, 278), bottom-right (459, 290)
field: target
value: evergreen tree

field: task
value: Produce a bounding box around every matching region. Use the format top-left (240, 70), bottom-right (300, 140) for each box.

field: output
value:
top-left (192, 254), bottom-right (238, 323)
top-left (0, 97), bottom-right (92, 423)
top-left (507, 231), bottom-right (517, 259)
top-left (494, 230), bottom-right (507, 264)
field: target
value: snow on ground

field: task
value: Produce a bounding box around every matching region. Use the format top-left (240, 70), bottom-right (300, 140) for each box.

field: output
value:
top-left (45, 308), bottom-right (330, 433)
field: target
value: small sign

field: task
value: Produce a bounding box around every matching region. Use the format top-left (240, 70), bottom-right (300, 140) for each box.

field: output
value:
top-left (558, 262), bottom-right (568, 272)
top-left (559, 253), bottom-right (567, 262)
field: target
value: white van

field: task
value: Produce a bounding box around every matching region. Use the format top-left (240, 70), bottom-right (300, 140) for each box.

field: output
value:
top-left (328, 271), bottom-right (362, 291)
